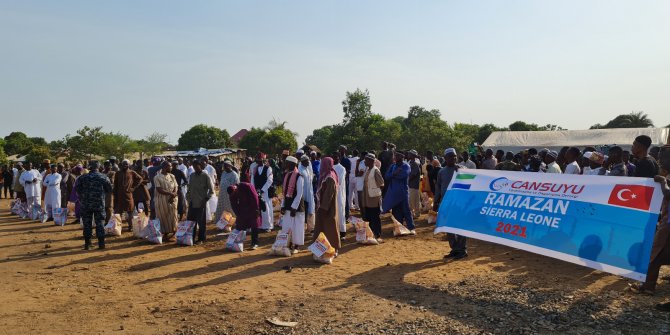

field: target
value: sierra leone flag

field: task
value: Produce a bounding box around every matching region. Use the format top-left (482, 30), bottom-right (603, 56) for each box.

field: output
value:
top-left (451, 173), bottom-right (476, 190)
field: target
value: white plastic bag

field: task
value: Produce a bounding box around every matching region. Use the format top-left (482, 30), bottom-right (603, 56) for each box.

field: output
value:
top-left (176, 220), bottom-right (196, 246)
top-left (427, 211), bottom-right (438, 224)
top-left (132, 213), bottom-right (149, 238)
top-left (145, 219), bottom-right (162, 244)
top-left (355, 222), bottom-right (378, 245)
top-left (104, 214), bottom-right (123, 236)
top-left (31, 204), bottom-right (43, 221)
top-left (11, 200), bottom-right (22, 215)
top-left (269, 231), bottom-right (292, 257)
top-left (216, 211), bottom-right (235, 231)
top-left (391, 216), bottom-right (412, 237)
top-left (53, 208), bottom-right (68, 226)
top-left (226, 229), bottom-right (246, 252)
top-left (309, 232), bottom-right (336, 264)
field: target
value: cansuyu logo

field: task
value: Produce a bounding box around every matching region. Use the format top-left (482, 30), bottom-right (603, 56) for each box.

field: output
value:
top-left (489, 177), bottom-right (511, 191)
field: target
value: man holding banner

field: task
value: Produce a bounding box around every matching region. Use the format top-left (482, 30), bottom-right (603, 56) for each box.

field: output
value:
top-left (434, 148), bottom-right (467, 259)
top-left (434, 156), bottom-right (664, 281)
top-left (630, 145), bottom-right (670, 296)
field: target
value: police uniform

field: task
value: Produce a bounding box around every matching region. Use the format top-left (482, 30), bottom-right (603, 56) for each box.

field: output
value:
top-left (75, 171), bottom-right (113, 249)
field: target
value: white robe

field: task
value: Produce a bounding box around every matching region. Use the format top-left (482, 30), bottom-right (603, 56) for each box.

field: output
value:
top-left (204, 164), bottom-right (217, 187)
top-left (280, 175), bottom-right (305, 246)
top-left (334, 163), bottom-right (347, 232)
top-left (42, 173), bottom-right (62, 215)
top-left (250, 163), bottom-right (274, 230)
top-left (348, 157), bottom-right (359, 209)
top-left (298, 163), bottom-right (315, 215)
top-left (20, 169), bottom-right (42, 203)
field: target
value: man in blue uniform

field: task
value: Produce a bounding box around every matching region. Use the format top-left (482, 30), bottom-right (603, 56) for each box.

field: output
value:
top-left (76, 161), bottom-right (113, 250)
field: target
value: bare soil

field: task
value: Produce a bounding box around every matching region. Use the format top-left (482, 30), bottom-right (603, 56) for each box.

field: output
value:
top-left (1, 198), bottom-right (669, 335)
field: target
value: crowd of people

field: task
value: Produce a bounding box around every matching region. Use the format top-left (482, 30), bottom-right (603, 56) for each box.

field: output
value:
top-left (1, 135), bottom-right (670, 308)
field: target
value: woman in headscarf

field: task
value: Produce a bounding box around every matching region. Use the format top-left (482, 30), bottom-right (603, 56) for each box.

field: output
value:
top-left (313, 157), bottom-right (341, 253)
top-left (153, 161), bottom-right (179, 240)
top-left (214, 159), bottom-right (239, 222)
top-left (228, 182), bottom-right (261, 250)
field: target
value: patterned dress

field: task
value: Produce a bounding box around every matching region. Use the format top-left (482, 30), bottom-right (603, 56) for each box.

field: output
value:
top-left (153, 173), bottom-right (179, 234)
top-left (214, 171), bottom-right (240, 221)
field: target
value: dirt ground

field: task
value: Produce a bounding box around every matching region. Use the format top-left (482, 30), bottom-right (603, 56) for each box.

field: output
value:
top-left (1, 198), bottom-right (670, 335)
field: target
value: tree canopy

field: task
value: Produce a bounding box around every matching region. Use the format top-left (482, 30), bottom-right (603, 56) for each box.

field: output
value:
top-left (238, 120), bottom-right (298, 156)
top-left (590, 111), bottom-right (655, 129)
top-left (0, 140), bottom-right (7, 165)
top-left (177, 124), bottom-right (231, 151)
top-left (3, 132), bottom-right (34, 156)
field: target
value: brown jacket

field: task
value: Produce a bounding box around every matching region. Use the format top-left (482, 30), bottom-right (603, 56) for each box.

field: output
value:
top-left (361, 167), bottom-right (384, 209)
top-left (113, 170), bottom-right (143, 213)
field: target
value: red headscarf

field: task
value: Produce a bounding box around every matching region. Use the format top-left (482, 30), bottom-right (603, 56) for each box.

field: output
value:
top-left (317, 157), bottom-right (338, 196)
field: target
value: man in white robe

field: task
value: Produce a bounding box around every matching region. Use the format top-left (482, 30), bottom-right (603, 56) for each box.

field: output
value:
top-left (42, 164), bottom-right (62, 221)
top-left (280, 156), bottom-right (306, 252)
top-left (203, 157), bottom-right (218, 187)
top-left (177, 158), bottom-right (189, 197)
top-left (348, 154), bottom-right (359, 210)
top-left (298, 154), bottom-right (315, 217)
top-left (332, 152), bottom-right (348, 237)
top-left (20, 162), bottom-right (42, 209)
top-left (250, 153), bottom-right (274, 231)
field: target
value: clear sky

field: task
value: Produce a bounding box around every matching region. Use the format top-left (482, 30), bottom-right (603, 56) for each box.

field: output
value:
top-left (1, 1), bottom-right (668, 145)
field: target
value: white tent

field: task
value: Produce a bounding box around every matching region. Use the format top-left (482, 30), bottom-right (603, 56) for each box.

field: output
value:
top-left (482, 128), bottom-right (669, 153)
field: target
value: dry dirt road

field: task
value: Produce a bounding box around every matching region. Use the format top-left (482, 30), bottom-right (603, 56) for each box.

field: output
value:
top-left (1, 198), bottom-right (669, 335)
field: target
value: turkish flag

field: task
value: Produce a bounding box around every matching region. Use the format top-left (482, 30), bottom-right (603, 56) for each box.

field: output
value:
top-left (607, 184), bottom-right (655, 211)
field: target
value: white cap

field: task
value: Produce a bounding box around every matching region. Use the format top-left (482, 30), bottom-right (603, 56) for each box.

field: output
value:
top-left (583, 151), bottom-right (593, 159)
top-left (444, 148), bottom-right (457, 156)
top-left (285, 156), bottom-right (298, 164)
top-left (296, 149), bottom-right (305, 154)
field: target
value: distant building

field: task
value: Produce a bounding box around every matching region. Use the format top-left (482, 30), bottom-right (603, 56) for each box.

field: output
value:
top-left (230, 129), bottom-right (249, 145)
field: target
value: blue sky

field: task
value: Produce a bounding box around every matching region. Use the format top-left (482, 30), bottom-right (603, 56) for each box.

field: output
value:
top-left (1, 1), bottom-right (668, 145)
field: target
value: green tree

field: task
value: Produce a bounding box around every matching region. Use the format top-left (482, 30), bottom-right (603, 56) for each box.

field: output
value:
top-left (138, 132), bottom-right (169, 156)
top-left (29, 137), bottom-right (48, 147)
top-left (239, 121), bottom-right (298, 156)
top-left (304, 125), bottom-right (335, 152)
top-left (354, 115), bottom-right (402, 152)
top-left (0, 140), bottom-right (7, 165)
top-left (98, 132), bottom-right (139, 159)
top-left (177, 124), bottom-right (231, 151)
top-left (508, 121), bottom-right (541, 131)
top-left (590, 111), bottom-right (655, 129)
top-left (538, 124), bottom-right (566, 131)
top-left (3, 132), bottom-right (33, 155)
top-left (476, 123), bottom-right (506, 144)
top-left (238, 128), bottom-right (266, 154)
top-left (397, 106), bottom-right (451, 153)
top-left (342, 88), bottom-right (372, 125)
top-left (73, 126), bottom-right (104, 160)
top-left (262, 127), bottom-right (298, 156)
top-left (25, 146), bottom-right (53, 165)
